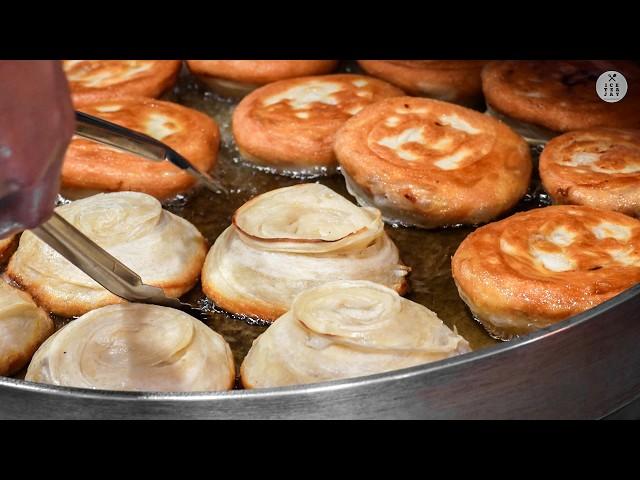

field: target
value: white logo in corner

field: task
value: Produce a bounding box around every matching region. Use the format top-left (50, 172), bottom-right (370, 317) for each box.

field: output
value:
top-left (596, 71), bottom-right (627, 103)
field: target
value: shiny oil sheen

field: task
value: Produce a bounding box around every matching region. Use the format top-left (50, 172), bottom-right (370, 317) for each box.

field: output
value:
top-left (13, 64), bottom-right (553, 382)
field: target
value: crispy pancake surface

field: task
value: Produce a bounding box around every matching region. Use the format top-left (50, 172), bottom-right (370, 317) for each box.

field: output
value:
top-left (232, 74), bottom-right (403, 171)
top-left (335, 96), bottom-right (532, 228)
top-left (63, 60), bottom-right (181, 105)
top-left (186, 60), bottom-right (338, 85)
top-left (452, 205), bottom-right (640, 339)
top-left (7, 192), bottom-right (207, 317)
top-left (482, 61), bottom-right (640, 132)
top-left (540, 128), bottom-right (640, 217)
top-left (63, 97), bottom-right (219, 200)
top-left (201, 184), bottom-right (409, 321)
top-left (26, 303), bottom-right (235, 392)
top-left (358, 60), bottom-right (486, 105)
top-left (0, 280), bottom-right (53, 376)
top-left (240, 280), bottom-right (470, 388)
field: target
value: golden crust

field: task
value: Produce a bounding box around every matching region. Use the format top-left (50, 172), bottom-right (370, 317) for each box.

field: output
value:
top-left (63, 60), bottom-right (181, 106)
top-left (358, 60), bottom-right (486, 105)
top-left (186, 60), bottom-right (338, 85)
top-left (232, 74), bottom-right (404, 169)
top-left (6, 192), bottom-right (208, 318)
top-left (62, 97), bottom-right (220, 200)
top-left (0, 280), bottom-right (53, 376)
top-left (0, 235), bottom-right (16, 264)
top-left (452, 205), bottom-right (640, 340)
top-left (8, 256), bottom-right (204, 319)
top-left (203, 269), bottom-right (409, 323)
top-left (334, 96), bottom-right (532, 228)
top-left (482, 61), bottom-right (640, 133)
top-left (540, 128), bottom-right (640, 217)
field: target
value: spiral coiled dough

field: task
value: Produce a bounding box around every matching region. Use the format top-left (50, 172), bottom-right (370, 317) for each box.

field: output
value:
top-left (201, 184), bottom-right (409, 321)
top-left (7, 192), bottom-right (207, 317)
top-left (241, 280), bottom-right (470, 388)
top-left (26, 303), bottom-right (235, 392)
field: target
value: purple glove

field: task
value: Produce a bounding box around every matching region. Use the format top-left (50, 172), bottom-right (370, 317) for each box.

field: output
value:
top-left (0, 60), bottom-right (75, 238)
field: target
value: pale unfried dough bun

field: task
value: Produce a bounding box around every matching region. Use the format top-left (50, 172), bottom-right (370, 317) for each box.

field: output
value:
top-left (334, 96), bottom-right (532, 228)
top-left (26, 303), bottom-right (235, 392)
top-left (232, 74), bottom-right (403, 173)
top-left (241, 280), bottom-right (470, 388)
top-left (0, 280), bottom-right (53, 376)
top-left (540, 128), bottom-right (640, 217)
top-left (63, 60), bottom-right (181, 106)
top-left (186, 60), bottom-right (339, 97)
top-left (201, 184), bottom-right (409, 322)
top-left (358, 60), bottom-right (487, 106)
top-left (7, 192), bottom-right (207, 317)
top-left (482, 61), bottom-right (640, 133)
top-left (63, 97), bottom-right (219, 200)
top-left (452, 205), bottom-right (640, 340)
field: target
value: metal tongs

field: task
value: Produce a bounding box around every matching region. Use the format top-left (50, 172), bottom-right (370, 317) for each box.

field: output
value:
top-left (74, 111), bottom-right (223, 193)
top-left (30, 111), bottom-right (222, 320)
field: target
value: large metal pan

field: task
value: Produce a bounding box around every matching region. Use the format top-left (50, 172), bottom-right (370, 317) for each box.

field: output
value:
top-left (2, 64), bottom-right (639, 419)
top-left (1, 283), bottom-right (638, 419)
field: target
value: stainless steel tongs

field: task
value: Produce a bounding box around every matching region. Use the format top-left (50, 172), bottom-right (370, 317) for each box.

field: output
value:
top-left (29, 111), bottom-right (221, 320)
top-left (75, 111), bottom-right (224, 193)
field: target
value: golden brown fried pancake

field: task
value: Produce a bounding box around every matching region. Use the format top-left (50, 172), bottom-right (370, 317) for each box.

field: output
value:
top-left (186, 60), bottom-right (338, 97)
top-left (482, 61), bottom-right (640, 133)
top-left (358, 60), bottom-right (486, 106)
top-left (63, 60), bottom-right (181, 106)
top-left (232, 74), bottom-right (403, 173)
top-left (540, 128), bottom-right (640, 217)
top-left (452, 205), bottom-right (640, 339)
top-left (334, 96), bottom-right (532, 228)
top-left (63, 97), bottom-right (219, 200)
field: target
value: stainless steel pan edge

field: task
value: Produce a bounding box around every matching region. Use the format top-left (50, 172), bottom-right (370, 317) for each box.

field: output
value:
top-left (1, 283), bottom-right (639, 419)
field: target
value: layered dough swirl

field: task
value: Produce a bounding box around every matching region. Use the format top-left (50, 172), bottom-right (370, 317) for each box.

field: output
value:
top-left (241, 280), bottom-right (470, 388)
top-left (482, 61), bottom-right (640, 134)
top-left (201, 184), bottom-right (409, 321)
top-left (0, 280), bottom-right (53, 376)
top-left (186, 60), bottom-right (338, 97)
top-left (63, 60), bottom-right (181, 105)
top-left (63, 97), bottom-right (220, 200)
top-left (334, 97), bottom-right (532, 228)
top-left (232, 74), bottom-right (403, 173)
top-left (7, 192), bottom-right (207, 317)
top-left (358, 60), bottom-right (487, 106)
top-left (26, 304), bottom-right (235, 392)
top-left (452, 205), bottom-right (640, 340)
top-left (540, 128), bottom-right (640, 217)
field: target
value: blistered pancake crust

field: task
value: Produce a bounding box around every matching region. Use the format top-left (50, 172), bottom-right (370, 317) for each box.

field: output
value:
top-left (63, 60), bottom-right (181, 106)
top-left (482, 61), bottom-right (640, 132)
top-left (334, 96), bottom-right (532, 228)
top-left (186, 60), bottom-right (338, 85)
top-left (63, 97), bottom-right (219, 200)
top-left (358, 60), bottom-right (486, 105)
top-left (452, 205), bottom-right (640, 339)
top-left (232, 74), bottom-right (403, 170)
top-left (540, 128), bottom-right (640, 217)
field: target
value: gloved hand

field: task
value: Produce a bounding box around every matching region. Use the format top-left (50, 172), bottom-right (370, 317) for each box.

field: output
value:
top-left (0, 60), bottom-right (75, 238)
